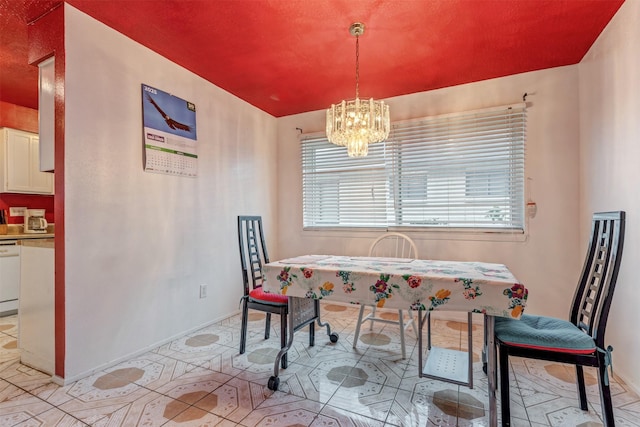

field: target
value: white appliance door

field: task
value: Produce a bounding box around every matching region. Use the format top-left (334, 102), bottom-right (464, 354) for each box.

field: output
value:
top-left (0, 242), bottom-right (20, 314)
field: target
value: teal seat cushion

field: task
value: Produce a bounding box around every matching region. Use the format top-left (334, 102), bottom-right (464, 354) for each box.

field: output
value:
top-left (495, 314), bottom-right (596, 354)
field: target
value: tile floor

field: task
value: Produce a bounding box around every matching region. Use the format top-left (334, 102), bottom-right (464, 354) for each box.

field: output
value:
top-left (1, 304), bottom-right (639, 426)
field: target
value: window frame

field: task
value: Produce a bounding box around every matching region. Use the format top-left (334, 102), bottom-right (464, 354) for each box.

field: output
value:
top-left (301, 103), bottom-right (526, 234)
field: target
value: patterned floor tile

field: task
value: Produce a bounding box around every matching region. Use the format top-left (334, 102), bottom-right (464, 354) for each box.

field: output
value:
top-left (2, 310), bottom-right (639, 426)
top-left (12, 406), bottom-right (89, 426)
top-left (386, 387), bottom-right (457, 426)
top-left (326, 379), bottom-right (398, 422)
top-left (0, 335), bottom-right (20, 364)
top-left (191, 377), bottom-right (264, 423)
top-left (0, 360), bottom-right (54, 395)
top-left (315, 404), bottom-right (385, 426)
top-left (239, 397), bottom-right (323, 427)
top-left (273, 363), bottom-right (344, 404)
top-left (162, 406), bottom-right (225, 426)
top-left (97, 390), bottom-right (195, 426)
top-left (0, 386), bottom-right (58, 426)
top-left (0, 315), bottom-right (18, 337)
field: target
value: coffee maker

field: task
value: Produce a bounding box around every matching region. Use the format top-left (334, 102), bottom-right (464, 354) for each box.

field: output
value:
top-left (24, 209), bottom-right (48, 233)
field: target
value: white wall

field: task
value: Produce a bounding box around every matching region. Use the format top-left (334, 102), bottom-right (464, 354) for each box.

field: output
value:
top-left (63, 5), bottom-right (278, 380)
top-left (276, 66), bottom-right (583, 320)
top-left (60, 1), bottom-right (640, 392)
top-left (579, 0), bottom-right (640, 393)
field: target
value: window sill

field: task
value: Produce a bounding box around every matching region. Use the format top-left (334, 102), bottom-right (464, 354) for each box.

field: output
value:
top-left (302, 226), bottom-right (527, 243)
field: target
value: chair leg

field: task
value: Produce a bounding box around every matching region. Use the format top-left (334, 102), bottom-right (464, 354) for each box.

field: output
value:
top-left (427, 311), bottom-right (432, 350)
top-left (353, 305), bottom-right (366, 348)
top-left (597, 358), bottom-right (616, 427)
top-left (576, 365), bottom-right (588, 411)
top-left (370, 306), bottom-right (377, 331)
top-left (265, 313), bottom-right (271, 339)
top-left (398, 309), bottom-right (406, 359)
top-left (280, 311), bottom-right (288, 369)
top-left (407, 308), bottom-right (418, 339)
top-left (499, 344), bottom-right (511, 426)
top-left (309, 320), bottom-right (315, 347)
top-left (239, 299), bottom-right (249, 355)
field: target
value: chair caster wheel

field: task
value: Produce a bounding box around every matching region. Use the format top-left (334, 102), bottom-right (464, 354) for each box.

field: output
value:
top-left (267, 376), bottom-right (280, 391)
top-left (329, 333), bottom-right (339, 343)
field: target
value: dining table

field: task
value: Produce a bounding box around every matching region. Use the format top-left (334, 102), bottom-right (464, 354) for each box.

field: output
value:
top-left (263, 254), bottom-right (528, 427)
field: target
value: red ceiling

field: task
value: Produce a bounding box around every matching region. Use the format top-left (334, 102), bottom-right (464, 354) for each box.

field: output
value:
top-left (0, 0), bottom-right (625, 117)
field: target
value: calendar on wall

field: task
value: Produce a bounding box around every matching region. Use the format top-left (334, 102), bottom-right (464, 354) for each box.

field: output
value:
top-left (141, 84), bottom-right (198, 177)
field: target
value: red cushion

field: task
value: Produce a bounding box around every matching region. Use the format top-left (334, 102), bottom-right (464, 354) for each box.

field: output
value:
top-left (499, 341), bottom-right (595, 354)
top-left (249, 287), bottom-right (288, 304)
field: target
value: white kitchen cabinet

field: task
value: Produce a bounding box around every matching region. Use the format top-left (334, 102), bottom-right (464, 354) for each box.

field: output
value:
top-left (0, 240), bottom-right (20, 315)
top-left (0, 128), bottom-right (54, 194)
top-left (39, 57), bottom-right (55, 172)
top-left (19, 241), bottom-right (55, 375)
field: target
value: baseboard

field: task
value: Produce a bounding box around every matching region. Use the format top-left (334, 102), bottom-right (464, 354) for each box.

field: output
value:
top-left (57, 310), bottom-right (239, 386)
top-left (613, 365), bottom-right (640, 398)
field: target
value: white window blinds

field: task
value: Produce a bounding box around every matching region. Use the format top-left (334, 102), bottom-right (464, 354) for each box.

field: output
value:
top-left (302, 136), bottom-right (388, 227)
top-left (388, 105), bottom-right (526, 230)
top-left (301, 103), bottom-right (526, 231)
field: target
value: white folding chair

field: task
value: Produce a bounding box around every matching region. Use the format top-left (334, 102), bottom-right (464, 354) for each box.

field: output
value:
top-left (353, 232), bottom-right (418, 359)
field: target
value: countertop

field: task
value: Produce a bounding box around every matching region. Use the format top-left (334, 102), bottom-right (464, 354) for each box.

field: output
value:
top-left (0, 224), bottom-right (54, 240)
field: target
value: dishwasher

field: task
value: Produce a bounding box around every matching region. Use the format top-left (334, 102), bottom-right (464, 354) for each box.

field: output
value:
top-left (0, 240), bottom-right (20, 316)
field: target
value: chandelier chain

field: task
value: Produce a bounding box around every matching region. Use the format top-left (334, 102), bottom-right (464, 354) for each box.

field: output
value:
top-left (355, 35), bottom-right (360, 99)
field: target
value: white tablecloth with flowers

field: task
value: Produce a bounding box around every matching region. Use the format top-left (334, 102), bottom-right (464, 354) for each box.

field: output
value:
top-left (263, 255), bottom-right (527, 319)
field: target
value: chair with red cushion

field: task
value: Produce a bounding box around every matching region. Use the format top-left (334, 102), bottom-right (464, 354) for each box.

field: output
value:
top-left (495, 211), bottom-right (625, 427)
top-left (238, 215), bottom-right (314, 369)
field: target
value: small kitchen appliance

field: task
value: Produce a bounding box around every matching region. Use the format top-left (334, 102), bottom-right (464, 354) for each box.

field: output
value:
top-left (24, 209), bottom-right (48, 233)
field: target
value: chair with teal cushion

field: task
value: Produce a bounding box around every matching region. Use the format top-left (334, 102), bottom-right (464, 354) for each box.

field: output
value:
top-left (495, 211), bottom-right (625, 427)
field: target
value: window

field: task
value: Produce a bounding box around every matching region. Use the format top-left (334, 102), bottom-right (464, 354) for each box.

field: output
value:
top-left (301, 104), bottom-right (526, 231)
top-left (301, 137), bottom-right (388, 227)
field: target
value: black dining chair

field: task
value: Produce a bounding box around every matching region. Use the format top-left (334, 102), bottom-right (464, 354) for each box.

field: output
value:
top-left (237, 215), bottom-right (314, 369)
top-left (494, 211), bottom-right (625, 427)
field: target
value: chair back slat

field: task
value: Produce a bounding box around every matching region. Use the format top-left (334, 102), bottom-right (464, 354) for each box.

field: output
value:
top-left (369, 232), bottom-right (419, 259)
top-left (238, 216), bottom-right (270, 295)
top-left (569, 211), bottom-right (625, 348)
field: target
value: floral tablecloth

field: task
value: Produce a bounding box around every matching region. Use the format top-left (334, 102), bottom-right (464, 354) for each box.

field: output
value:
top-left (264, 255), bottom-right (527, 319)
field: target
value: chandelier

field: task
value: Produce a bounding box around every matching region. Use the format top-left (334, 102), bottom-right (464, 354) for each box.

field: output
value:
top-left (326, 23), bottom-right (390, 157)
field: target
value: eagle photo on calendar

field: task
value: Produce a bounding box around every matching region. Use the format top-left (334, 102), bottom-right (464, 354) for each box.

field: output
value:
top-left (145, 93), bottom-right (192, 132)
top-left (141, 84), bottom-right (197, 141)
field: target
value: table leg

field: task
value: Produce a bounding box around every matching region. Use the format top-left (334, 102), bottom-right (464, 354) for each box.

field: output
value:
top-left (417, 309), bottom-right (424, 377)
top-left (486, 315), bottom-right (497, 427)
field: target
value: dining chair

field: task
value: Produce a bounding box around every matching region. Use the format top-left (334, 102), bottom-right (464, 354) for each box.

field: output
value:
top-left (353, 232), bottom-right (418, 359)
top-left (237, 215), bottom-right (314, 369)
top-left (494, 211), bottom-right (625, 427)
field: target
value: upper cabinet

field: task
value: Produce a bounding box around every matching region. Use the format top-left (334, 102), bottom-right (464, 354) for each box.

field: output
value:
top-left (0, 128), bottom-right (54, 195)
top-left (38, 57), bottom-right (55, 173)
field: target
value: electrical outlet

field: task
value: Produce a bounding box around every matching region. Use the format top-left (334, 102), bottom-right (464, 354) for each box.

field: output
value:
top-left (9, 207), bottom-right (27, 217)
top-left (199, 284), bottom-right (207, 298)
